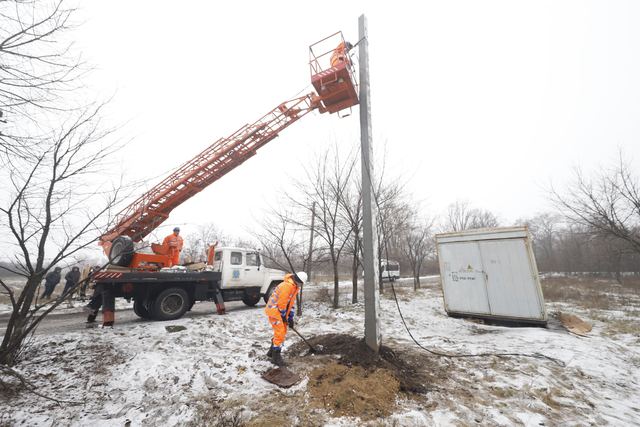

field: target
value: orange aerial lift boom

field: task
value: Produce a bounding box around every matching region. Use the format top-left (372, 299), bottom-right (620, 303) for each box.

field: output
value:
top-left (100, 32), bottom-right (359, 269)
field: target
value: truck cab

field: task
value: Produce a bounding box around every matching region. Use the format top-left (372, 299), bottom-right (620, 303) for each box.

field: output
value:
top-left (212, 247), bottom-right (286, 303)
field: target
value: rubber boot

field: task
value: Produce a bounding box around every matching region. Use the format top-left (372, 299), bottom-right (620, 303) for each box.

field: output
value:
top-left (266, 340), bottom-right (274, 358)
top-left (271, 348), bottom-right (284, 366)
top-left (102, 309), bottom-right (114, 327)
top-left (86, 310), bottom-right (98, 323)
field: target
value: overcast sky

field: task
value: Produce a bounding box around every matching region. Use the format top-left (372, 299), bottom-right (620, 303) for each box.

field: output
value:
top-left (74, 0), bottom-right (640, 244)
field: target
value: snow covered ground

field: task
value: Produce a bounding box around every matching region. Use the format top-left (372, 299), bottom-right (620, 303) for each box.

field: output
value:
top-left (1, 276), bottom-right (639, 426)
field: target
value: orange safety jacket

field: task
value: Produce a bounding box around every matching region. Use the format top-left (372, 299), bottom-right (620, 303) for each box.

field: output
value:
top-left (264, 274), bottom-right (299, 320)
top-left (162, 233), bottom-right (184, 251)
top-left (330, 41), bottom-right (350, 67)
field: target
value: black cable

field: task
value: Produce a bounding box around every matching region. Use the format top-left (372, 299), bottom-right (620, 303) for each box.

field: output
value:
top-left (387, 279), bottom-right (564, 366)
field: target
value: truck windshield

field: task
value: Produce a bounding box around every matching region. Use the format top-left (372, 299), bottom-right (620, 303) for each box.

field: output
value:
top-left (246, 253), bottom-right (259, 266)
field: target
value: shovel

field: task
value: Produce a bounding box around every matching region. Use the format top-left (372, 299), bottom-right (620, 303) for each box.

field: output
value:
top-left (291, 325), bottom-right (318, 354)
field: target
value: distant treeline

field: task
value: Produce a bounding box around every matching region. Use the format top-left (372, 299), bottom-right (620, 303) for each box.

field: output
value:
top-left (0, 263), bottom-right (21, 279)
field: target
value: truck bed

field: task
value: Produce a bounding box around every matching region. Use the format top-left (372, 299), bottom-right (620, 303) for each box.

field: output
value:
top-left (93, 270), bottom-right (221, 284)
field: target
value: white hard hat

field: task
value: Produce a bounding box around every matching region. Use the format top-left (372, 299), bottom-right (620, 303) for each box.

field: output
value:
top-left (295, 271), bottom-right (308, 284)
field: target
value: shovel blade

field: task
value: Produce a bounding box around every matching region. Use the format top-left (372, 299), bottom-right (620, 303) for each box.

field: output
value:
top-left (262, 367), bottom-right (301, 388)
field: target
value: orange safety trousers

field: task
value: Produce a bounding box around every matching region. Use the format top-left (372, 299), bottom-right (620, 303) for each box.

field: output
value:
top-left (168, 248), bottom-right (180, 266)
top-left (268, 316), bottom-right (288, 348)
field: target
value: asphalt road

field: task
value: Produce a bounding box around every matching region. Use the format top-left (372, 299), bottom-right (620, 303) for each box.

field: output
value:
top-left (0, 300), bottom-right (258, 336)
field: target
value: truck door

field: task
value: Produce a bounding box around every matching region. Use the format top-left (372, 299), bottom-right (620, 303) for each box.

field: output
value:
top-left (243, 252), bottom-right (263, 286)
top-left (224, 250), bottom-right (244, 288)
top-left (213, 250), bottom-right (226, 287)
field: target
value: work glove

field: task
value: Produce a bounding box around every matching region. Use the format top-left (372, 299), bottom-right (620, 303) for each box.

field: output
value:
top-left (287, 310), bottom-right (295, 328)
top-left (280, 309), bottom-right (287, 322)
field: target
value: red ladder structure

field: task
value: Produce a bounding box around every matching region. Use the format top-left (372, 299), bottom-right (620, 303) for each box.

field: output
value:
top-left (100, 32), bottom-right (358, 269)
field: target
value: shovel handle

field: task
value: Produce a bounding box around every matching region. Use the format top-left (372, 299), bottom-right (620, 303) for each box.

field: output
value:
top-left (291, 326), bottom-right (316, 352)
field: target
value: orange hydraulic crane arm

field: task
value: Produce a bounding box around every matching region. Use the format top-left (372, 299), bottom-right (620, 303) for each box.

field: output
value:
top-left (100, 93), bottom-right (321, 250)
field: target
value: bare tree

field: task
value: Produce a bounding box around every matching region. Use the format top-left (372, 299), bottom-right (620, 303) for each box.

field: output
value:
top-left (470, 209), bottom-right (500, 229)
top-left (0, 0), bottom-right (82, 157)
top-left (253, 206), bottom-right (308, 314)
top-left (339, 141), bottom-right (410, 300)
top-left (598, 234), bottom-right (630, 283)
top-left (401, 218), bottom-right (435, 290)
top-left (0, 1), bottom-right (124, 370)
top-left (183, 223), bottom-right (226, 263)
top-left (516, 212), bottom-right (563, 272)
top-left (0, 106), bottom-right (121, 366)
top-left (375, 179), bottom-right (412, 291)
top-left (445, 200), bottom-right (475, 232)
top-left (552, 156), bottom-right (640, 255)
top-left (291, 147), bottom-right (355, 308)
top-left (444, 200), bottom-right (500, 232)
top-left (516, 210), bottom-right (640, 277)
top-left (254, 207), bottom-right (305, 272)
top-left (340, 179), bottom-right (363, 303)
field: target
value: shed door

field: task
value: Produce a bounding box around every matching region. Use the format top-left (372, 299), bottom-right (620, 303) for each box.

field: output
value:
top-left (440, 242), bottom-right (490, 314)
top-left (479, 239), bottom-right (543, 319)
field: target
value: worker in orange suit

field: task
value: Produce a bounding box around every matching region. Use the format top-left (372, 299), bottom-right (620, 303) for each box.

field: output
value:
top-left (330, 41), bottom-right (353, 67)
top-left (162, 227), bottom-right (184, 266)
top-left (264, 272), bottom-right (307, 366)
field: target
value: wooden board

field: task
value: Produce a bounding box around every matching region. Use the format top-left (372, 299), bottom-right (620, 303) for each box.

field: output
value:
top-left (261, 367), bottom-right (301, 388)
top-left (559, 312), bottom-right (592, 336)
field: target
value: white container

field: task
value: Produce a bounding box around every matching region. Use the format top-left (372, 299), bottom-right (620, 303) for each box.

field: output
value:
top-left (436, 226), bottom-right (547, 324)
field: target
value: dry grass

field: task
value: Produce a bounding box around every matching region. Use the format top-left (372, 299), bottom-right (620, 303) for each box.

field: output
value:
top-left (542, 275), bottom-right (640, 338)
top-left (542, 276), bottom-right (640, 310)
top-left (187, 396), bottom-right (246, 427)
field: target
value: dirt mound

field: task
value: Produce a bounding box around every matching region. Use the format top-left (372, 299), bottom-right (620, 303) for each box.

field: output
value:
top-left (289, 333), bottom-right (431, 394)
top-left (307, 361), bottom-right (399, 420)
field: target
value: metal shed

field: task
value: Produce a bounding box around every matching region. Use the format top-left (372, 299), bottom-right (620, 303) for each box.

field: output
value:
top-left (436, 226), bottom-right (547, 325)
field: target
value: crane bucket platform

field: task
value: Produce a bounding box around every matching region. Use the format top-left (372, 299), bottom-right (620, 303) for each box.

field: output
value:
top-left (309, 32), bottom-right (359, 114)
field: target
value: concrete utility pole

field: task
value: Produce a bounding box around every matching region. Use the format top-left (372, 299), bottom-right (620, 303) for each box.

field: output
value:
top-left (358, 14), bottom-right (381, 353)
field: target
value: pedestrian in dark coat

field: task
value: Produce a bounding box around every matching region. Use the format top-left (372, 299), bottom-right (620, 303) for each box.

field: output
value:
top-left (63, 266), bottom-right (81, 296)
top-left (41, 267), bottom-right (62, 299)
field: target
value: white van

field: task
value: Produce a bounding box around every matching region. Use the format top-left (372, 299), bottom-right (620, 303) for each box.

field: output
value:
top-left (381, 259), bottom-right (400, 281)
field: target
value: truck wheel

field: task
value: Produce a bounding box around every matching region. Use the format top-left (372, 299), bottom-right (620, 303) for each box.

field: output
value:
top-left (242, 290), bottom-right (261, 307)
top-left (151, 288), bottom-right (190, 321)
top-left (110, 236), bottom-right (134, 267)
top-left (133, 299), bottom-right (151, 319)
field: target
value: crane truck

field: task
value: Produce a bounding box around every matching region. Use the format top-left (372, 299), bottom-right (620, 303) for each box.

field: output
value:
top-left (91, 32), bottom-right (359, 323)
